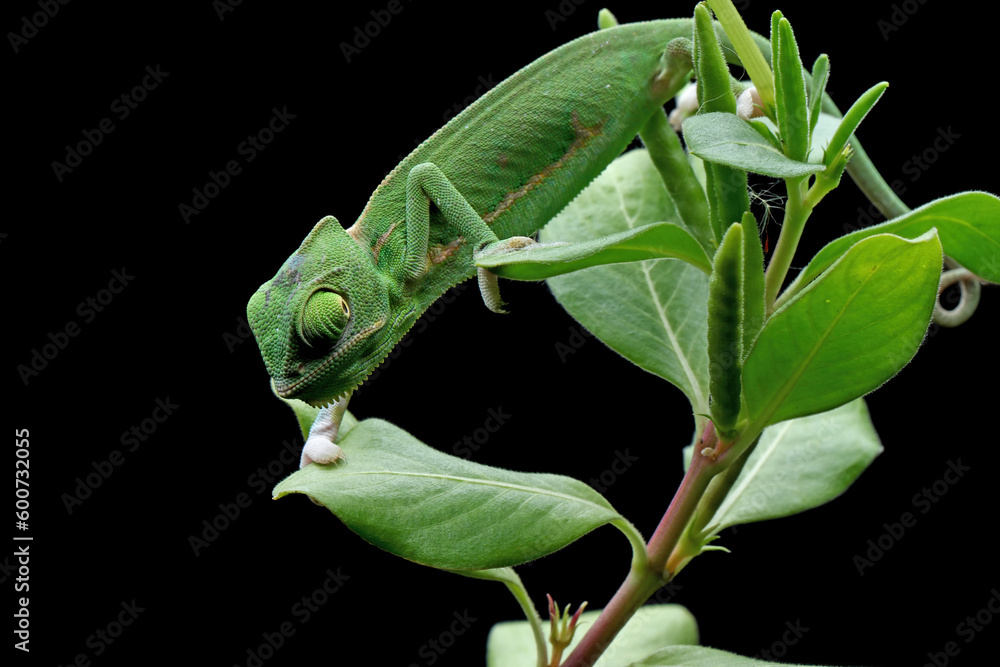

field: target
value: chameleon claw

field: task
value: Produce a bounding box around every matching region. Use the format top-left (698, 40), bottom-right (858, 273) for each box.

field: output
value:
top-left (477, 267), bottom-right (507, 314)
top-left (474, 236), bottom-right (538, 314)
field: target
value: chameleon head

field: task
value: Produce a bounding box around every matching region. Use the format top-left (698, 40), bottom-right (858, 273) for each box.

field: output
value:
top-left (247, 215), bottom-right (394, 406)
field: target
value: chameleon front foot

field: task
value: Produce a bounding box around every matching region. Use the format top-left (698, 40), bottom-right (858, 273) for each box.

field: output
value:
top-left (474, 236), bottom-right (538, 313)
top-left (300, 392), bottom-right (352, 468)
top-left (301, 437), bottom-right (345, 467)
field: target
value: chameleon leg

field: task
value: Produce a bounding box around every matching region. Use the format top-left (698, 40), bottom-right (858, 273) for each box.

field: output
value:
top-left (406, 163), bottom-right (529, 312)
top-left (300, 392), bottom-right (352, 468)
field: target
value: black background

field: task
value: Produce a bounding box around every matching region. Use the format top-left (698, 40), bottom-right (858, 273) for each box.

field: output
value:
top-left (7, 1), bottom-right (999, 665)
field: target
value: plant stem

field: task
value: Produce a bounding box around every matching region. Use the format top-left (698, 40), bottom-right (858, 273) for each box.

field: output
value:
top-left (561, 423), bottom-right (723, 667)
top-left (502, 573), bottom-right (548, 667)
top-left (763, 175), bottom-right (810, 313)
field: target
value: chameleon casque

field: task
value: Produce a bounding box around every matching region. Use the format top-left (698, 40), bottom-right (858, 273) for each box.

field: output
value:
top-left (248, 18), bottom-right (757, 466)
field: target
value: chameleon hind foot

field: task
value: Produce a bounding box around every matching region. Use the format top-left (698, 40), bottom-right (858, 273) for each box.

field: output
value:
top-left (475, 236), bottom-right (538, 314)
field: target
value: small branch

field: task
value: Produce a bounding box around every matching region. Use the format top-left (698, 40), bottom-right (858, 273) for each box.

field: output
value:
top-left (561, 423), bottom-right (723, 667)
top-left (764, 175), bottom-right (810, 313)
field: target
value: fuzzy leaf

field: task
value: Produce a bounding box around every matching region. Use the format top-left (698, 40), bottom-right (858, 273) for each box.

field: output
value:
top-left (823, 81), bottom-right (888, 167)
top-left (542, 149), bottom-right (710, 415)
top-left (773, 18), bottom-right (810, 161)
top-left (743, 231), bottom-right (942, 426)
top-left (786, 191), bottom-right (1000, 298)
top-left (475, 222), bottom-right (712, 279)
top-left (274, 419), bottom-right (621, 570)
top-left (701, 399), bottom-right (882, 533)
top-left (683, 112), bottom-right (825, 178)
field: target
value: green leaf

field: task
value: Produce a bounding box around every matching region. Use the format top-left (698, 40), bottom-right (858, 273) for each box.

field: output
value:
top-left (808, 54), bottom-right (830, 138)
top-left (629, 644), bottom-right (837, 666)
top-left (743, 231), bottom-right (942, 426)
top-left (708, 222), bottom-right (745, 435)
top-left (475, 222), bottom-right (712, 279)
top-left (773, 18), bottom-right (810, 161)
top-left (693, 3), bottom-right (749, 241)
top-left (823, 81), bottom-right (888, 168)
top-left (683, 112), bottom-right (825, 178)
top-left (542, 149), bottom-right (710, 415)
top-left (273, 419), bottom-right (621, 570)
top-left (693, 3), bottom-right (737, 116)
top-left (784, 192), bottom-right (1000, 303)
top-left (488, 605), bottom-right (698, 667)
top-left (700, 399), bottom-right (882, 533)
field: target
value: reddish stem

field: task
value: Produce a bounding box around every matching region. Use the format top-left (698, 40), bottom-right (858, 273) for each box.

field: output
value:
top-left (561, 422), bottom-right (720, 667)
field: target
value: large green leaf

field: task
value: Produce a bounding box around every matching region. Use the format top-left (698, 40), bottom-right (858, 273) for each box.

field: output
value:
top-left (475, 222), bottom-right (712, 279)
top-left (488, 605), bottom-right (698, 667)
top-left (542, 149), bottom-right (710, 414)
top-left (630, 645), bottom-right (837, 666)
top-left (699, 399), bottom-right (882, 534)
top-left (273, 419), bottom-right (621, 570)
top-left (682, 112), bottom-right (825, 178)
top-left (743, 231), bottom-right (942, 426)
top-left (784, 192), bottom-right (1000, 302)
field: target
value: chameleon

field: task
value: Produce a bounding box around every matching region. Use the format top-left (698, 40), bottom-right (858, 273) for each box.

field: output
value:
top-left (247, 17), bottom-right (721, 467)
top-left (247, 15), bottom-right (909, 467)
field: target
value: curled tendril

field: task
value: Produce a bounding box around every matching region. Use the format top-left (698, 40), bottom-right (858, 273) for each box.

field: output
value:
top-left (933, 256), bottom-right (982, 327)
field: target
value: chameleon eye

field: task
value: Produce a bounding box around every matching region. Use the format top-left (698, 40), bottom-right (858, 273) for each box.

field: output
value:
top-left (301, 290), bottom-right (350, 346)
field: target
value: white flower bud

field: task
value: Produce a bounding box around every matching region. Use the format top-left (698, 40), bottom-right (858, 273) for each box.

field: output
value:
top-left (668, 82), bottom-right (700, 132)
top-left (737, 86), bottom-right (765, 120)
